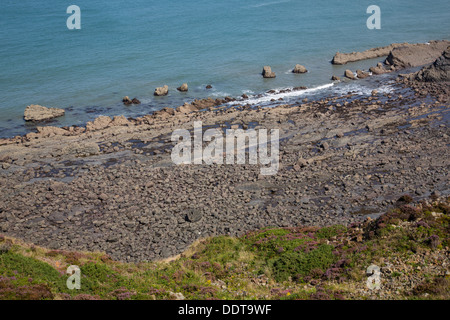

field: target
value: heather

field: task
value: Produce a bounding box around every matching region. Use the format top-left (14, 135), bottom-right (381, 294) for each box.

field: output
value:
top-left (0, 196), bottom-right (449, 300)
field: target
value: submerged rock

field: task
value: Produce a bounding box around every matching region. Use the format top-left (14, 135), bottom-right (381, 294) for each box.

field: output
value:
top-left (24, 105), bottom-right (65, 122)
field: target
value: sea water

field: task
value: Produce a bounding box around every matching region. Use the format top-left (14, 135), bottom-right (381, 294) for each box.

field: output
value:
top-left (0, 0), bottom-right (449, 137)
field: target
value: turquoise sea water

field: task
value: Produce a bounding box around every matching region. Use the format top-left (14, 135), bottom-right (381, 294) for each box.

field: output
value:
top-left (0, 0), bottom-right (449, 137)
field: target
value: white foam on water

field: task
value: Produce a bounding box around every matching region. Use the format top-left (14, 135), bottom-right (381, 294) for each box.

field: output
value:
top-left (333, 82), bottom-right (395, 96)
top-left (242, 83), bottom-right (334, 105)
top-left (249, 0), bottom-right (292, 8)
top-left (210, 91), bottom-right (232, 97)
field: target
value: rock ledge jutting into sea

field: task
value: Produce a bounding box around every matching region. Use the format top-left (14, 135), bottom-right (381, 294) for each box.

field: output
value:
top-left (23, 104), bottom-right (65, 122)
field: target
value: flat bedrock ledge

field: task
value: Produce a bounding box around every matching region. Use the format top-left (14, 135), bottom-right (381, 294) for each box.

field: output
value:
top-left (332, 42), bottom-right (409, 65)
top-left (23, 105), bottom-right (65, 122)
top-left (332, 40), bottom-right (450, 65)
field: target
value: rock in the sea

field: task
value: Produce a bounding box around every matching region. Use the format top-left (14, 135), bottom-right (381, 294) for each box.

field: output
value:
top-left (24, 104), bottom-right (65, 122)
top-left (414, 46), bottom-right (450, 82)
top-left (154, 85), bottom-right (169, 96)
top-left (356, 69), bottom-right (370, 79)
top-left (369, 63), bottom-right (388, 75)
top-left (122, 96), bottom-right (132, 105)
top-left (262, 66), bottom-right (276, 78)
top-left (292, 64), bottom-right (307, 73)
top-left (123, 96), bottom-right (140, 105)
top-left (206, 84), bottom-right (212, 89)
top-left (344, 69), bottom-right (356, 80)
top-left (177, 83), bottom-right (188, 92)
top-left (332, 43), bottom-right (409, 65)
top-left (331, 75), bottom-right (340, 81)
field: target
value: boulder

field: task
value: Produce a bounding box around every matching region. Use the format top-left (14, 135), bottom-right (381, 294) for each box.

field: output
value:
top-left (344, 69), bottom-right (357, 80)
top-left (414, 46), bottom-right (450, 82)
top-left (191, 97), bottom-right (220, 109)
top-left (122, 96), bottom-right (132, 105)
top-left (176, 103), bottom-right (197, 114)
top-left (86, 116), bottom-right (112, 131)
top-left (369, 63), bottom-right (388, 75)
top-left (110, 115), bottom-right (131, 126)
top-left (177, 83), bottom-right (188, 92)
top-left (206, 84), bottom-right (212, 89)
top-left (292, 64), bottom-right (307, 73)
top-left (24, 105), bottom-right (65, 122)
top-left (36, 126), bottom-right (68, 137)
top-left (123, 96), bottom-right (140, 105)
top-left (186, 208), bottom-right (202, 223)
top-left (153, 107), bottom-right (176, 118)
top-left (262, 66), bottom-right (276, 78)
top-left (331, 75), bottom-right (340, 81)
top-left (154, 85), bottom-right (169, 96)
top-left (356, 69), bottom-right (370, 79)
top-left (162, 107), bottom-right (176, 116)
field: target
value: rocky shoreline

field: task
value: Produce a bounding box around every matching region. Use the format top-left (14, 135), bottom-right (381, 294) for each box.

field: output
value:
top-left (0, 43), bottom-right (449, 263)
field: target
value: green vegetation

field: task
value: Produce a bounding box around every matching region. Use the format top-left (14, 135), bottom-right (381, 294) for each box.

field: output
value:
top-left (0, 196), bottom-right (449, 300)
